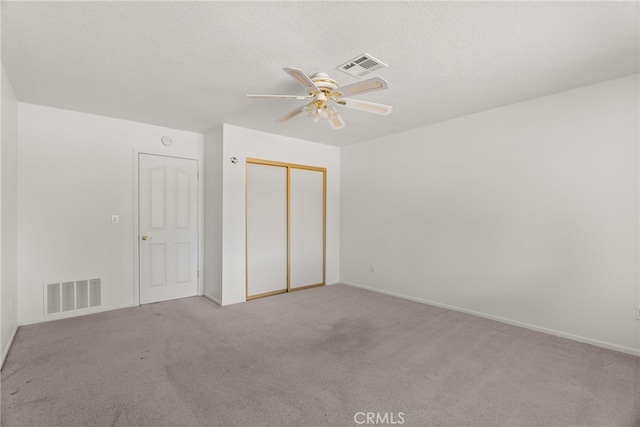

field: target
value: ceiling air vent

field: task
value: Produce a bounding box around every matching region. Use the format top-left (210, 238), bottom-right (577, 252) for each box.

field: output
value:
top-left (336, 53), bottom-right (388, 79)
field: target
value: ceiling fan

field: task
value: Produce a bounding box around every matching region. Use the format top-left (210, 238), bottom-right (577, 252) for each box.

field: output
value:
top-left (247, 67), bottom-right (392, 129)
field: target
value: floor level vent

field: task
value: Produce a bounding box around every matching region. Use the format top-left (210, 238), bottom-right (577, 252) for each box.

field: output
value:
top-left (45, 278), bottom-right (101, 315)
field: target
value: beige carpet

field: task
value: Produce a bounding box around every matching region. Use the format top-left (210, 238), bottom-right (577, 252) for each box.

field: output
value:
top-left (1, 284), bottom-right (638, 426)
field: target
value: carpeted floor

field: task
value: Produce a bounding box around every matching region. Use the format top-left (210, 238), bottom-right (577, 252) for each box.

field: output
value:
top-left (1, 284), bottom-right (639, 426)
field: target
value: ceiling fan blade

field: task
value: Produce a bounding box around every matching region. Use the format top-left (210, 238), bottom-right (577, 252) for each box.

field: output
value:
top-left (283, 67), bottom-right (320, 92)
top-left (247, 94), bottom-right (311, 100)
top-left (276, 106), bottom-right (305, 122)
top-left (327, 106), bottom-right (345, 130)
top-left (331, 76), bottom-right (388, 97)
top-left (338, 98), bottom-right (393, 115)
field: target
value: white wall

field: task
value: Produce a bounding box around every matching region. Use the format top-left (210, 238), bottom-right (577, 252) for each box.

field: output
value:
top-left (1, 66), bottom-right (19, 365)
top-left (203, 126), bottom-right (223, 304)
top-left (221, 124), bottom-right (340, 305)
top-left (17, 104), bottom-right (204, 324)
top-left (341, 74), bottom-right (640, 355)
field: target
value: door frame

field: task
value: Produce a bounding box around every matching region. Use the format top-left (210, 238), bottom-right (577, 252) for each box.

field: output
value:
top-left (133, 149), bottom-right (203, 307)
top-left (245, 158), bottom-right (326, 300)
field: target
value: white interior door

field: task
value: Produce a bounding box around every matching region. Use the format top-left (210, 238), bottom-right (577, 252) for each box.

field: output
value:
top-left (246, 163), bottom-right (288, 299)
top-left (289, 168), bottom-right (325, 289)
top-left (139, 154), bottom-right (198, 304)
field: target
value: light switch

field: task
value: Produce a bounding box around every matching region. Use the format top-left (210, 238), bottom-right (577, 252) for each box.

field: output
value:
top-left (111, 215), bottom-right (119, 225)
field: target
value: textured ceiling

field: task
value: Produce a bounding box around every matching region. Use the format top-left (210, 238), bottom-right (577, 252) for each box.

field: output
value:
top-left (2, 1), bottom-right (639, 147)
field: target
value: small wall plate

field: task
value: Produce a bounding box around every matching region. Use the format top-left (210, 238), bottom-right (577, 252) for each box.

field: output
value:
top-left (161, 135), bottom-right (173, 146)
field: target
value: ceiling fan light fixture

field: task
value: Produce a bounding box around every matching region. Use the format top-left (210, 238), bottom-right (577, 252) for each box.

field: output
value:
top-left (313, 92), bottom-right (327, 109)
top-left (305, 103), bottom-right (329, 122)
top-left (248, 67), bottom-right (391, 129)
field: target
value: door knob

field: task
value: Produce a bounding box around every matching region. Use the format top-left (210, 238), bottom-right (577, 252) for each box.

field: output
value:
top-left (141, 235), bottom-right (153, 241)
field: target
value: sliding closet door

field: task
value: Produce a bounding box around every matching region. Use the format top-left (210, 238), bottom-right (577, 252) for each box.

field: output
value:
top-left (289, 168), bottom-right (325, 290)
top-left (246, 163), bottom-right (288, 299)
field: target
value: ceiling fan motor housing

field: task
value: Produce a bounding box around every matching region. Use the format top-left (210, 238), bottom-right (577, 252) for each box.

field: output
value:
top-left (311, 72), bottom-right (338, 94)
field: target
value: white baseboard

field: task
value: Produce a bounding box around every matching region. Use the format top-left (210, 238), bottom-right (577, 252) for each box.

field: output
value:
top-left (341, 281), bottom-right (640, 357)
top-left (1, 325), bottom-right (18, 370)
top-left (19, 303), bottom-right (135, 327)
top-left (204, 293), bottom-right (222, 306)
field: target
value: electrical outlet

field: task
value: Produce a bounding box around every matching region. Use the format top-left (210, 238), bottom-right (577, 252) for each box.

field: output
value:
top-left (636, 306), bottom-right (640, 321)
top-left (369, 264), bottom-right (376, 273)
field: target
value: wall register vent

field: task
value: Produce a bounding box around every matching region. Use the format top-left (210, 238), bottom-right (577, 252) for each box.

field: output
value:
top-left (45, 278), bottom-right (101, 315)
